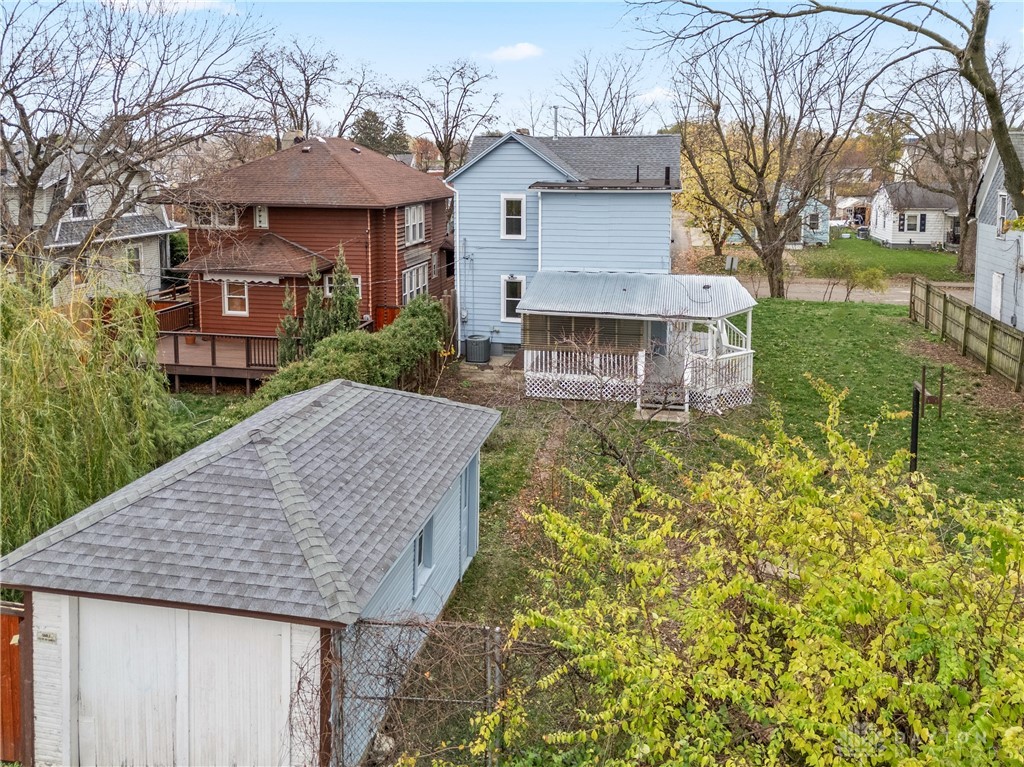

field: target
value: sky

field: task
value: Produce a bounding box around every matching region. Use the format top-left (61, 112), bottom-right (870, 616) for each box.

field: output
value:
top-left (156, 0), bottom-right (1024, 136)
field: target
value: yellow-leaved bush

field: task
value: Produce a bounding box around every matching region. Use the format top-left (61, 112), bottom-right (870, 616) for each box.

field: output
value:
top-left (465, 380), bottom-right (1024, 766)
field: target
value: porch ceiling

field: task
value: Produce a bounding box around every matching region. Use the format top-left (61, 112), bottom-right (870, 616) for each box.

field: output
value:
top-left (517, 271), bottom-right (756, 321)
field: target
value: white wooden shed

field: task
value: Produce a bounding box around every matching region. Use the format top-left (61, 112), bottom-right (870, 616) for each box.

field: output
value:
top-left (518, 271), bottom-right (757, 413)
top-left (0, 380), bottom-right (499, 767)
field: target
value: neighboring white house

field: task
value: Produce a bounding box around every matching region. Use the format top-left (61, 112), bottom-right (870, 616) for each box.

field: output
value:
top-left (0, 380), bottom-right (499, 767)
top-left (1, 145), bottom-right (181, 300)
top-left (973, 132), bottom-right (1024, 327)
top-left (869, 182), bottom-right (958, 249)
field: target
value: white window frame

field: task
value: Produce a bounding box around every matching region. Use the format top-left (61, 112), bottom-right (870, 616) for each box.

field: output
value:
top-left (402, 263), bottom-right (429, 305)
top-left (501, 275), bottom-right (524, 323)
top-left (125, 245), bottom-right (141, 273)
top-left (323, 273), bottom-right (362, 299)
top-left (413, 517), bottom-right (434, 598)
top-left (807, 213), bottom-right (820, 231)
top-left (905, 213), bottom-right (919, 233)
top-left (222, 281), bottom-right (249, 316)
top-left (253, 205), bottom-right (269, 229)
top-left (500, 194), bottom-right (526, 239)
top-left (70, 192), bottom-right (89, 220)
top-left (997, 193), bottom-right (1008, 239)
top-left (193, 206), bottom-right (239, 230)
top-left (404, 204), bottom-right (425, 245)
top-left (125, 186), bottom-right (139, 216)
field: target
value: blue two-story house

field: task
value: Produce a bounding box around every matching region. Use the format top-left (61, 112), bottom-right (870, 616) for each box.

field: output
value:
top-left (448, 132), bottom-right (757, 413)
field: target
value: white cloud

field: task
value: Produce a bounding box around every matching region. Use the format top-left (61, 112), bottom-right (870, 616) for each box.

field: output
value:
top-left (639, 86), bottom-right (676, 104)
top-left (484, 42), bottom-right (543, 62)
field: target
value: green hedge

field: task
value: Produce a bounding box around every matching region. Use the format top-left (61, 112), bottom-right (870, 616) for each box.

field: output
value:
top-left (217, 295), bottom-right (448, 427)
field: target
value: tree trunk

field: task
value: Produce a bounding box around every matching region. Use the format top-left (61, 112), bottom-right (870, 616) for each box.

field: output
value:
top-left (711, 237), bottom-right (724, 260)
top-left (957, 219), bottom-right (978, 275)
top-left (761, 246), bottom-right (786, 298)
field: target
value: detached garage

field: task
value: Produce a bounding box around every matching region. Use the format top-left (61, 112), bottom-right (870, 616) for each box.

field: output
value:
top-left (1, 380), bottom-right (499, 767)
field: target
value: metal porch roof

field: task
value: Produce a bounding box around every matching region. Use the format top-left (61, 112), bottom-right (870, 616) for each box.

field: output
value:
top-left (517, 271), bottom-right (756, 321)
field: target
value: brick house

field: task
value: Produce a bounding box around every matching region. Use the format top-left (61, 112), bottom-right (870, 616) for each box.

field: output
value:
top-left (175, 137), bottom-right (454, 335)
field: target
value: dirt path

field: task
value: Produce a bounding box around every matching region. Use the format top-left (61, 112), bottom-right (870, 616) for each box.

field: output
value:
top-left (505, 408), bottom-right (571, 548)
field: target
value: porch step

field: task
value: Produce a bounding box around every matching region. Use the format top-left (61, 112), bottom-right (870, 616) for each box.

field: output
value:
top-left (635, 407), bottom-right (690, 424)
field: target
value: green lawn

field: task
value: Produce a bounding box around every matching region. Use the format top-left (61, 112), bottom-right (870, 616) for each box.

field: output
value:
top-left (806, 230), bottom-right (967, 282)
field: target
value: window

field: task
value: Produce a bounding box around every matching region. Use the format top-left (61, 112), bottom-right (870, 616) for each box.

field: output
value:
top-left (124, 187), bottom-right (139, 215)
top-left (253, 205), bottom-right (269, 229)
top-left (404, 204), bottom-right (425, 245)
top-left (70, 192), bottom-right (88, 219)
top-left (402, 263), bottom-right (429, 304)
top-left (500, 194), bottom-right (526, 239)
top-left (998, 193), bottom-right (1009, 239)
top-left (807, 213), bottom-right (820, 231)
top-left (193, 206), bottom-right (238, 229)
top-left (125, 245), bottom-right (141, 273)
top-left (323, 273), bottom-right (362, 299)
top-left (445, 248), bottom-right (455, 278)
top-left (906, 214), bottom-right (918, 232)
top-left (413, 517), bottom-right (434, 597)
top-left (222, 281), bottom-right (248, 316)
top-left (501, 275), bottom-right (524, 323)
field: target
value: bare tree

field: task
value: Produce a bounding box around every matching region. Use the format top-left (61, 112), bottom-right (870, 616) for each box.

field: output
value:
top-left (1, 0), bottom-right (261, 284)
top-left (510, 90), bottom-right (553, 136)
top-left (556, 51), bottom-right (654, 136)
top-left (333, 61), bottom-right (383, 140)
top-left (635, 0), bottom-right (1024, 215)
top-left (673, 22), bottom-right (868, 297)
top-left (243, 39), bottom-right (338, 149)
top-left (884, 46), bottom-right (1024, 274)
top-left (391, 60), bottom-right (499, 176)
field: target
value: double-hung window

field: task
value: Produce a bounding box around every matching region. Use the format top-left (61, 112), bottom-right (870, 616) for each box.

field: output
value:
top-left (807, 213), bottom-right (820, 231)
top-left (125, 245), bottom-right (141, 273)
top-left (500, 194), bottom-right (526, 239)
top-left (402, 263), bottom-right (429, 304)
top-left (906, 214), bottom-right (918, 232)
top-left (70, 192), bottom-right (88, 219)
top-left (413, 517), bottom-right (434, 598)
top-left (323, 273), bottom-right (362, 299)
top-left (501, 275), bottom-right (524, 323)
top-left (404, 204), bottom-right (425, 245)
top-left (222, 281), bottom-right (248, 316)
top-left (998, 193), bottom-right (1009, 239)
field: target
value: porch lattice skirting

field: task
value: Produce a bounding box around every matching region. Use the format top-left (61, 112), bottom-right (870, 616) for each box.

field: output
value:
top-left (523, 348), bottom-right (755, 412)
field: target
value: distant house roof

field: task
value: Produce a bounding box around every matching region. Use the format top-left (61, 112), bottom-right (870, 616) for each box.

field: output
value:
top-left (880, 182), bottom-right (957, 211)
top-left (179, 138), bottom-right (453, 210)
top-left (46, 213), bottom-right (181, 249)
top-left (175, 232), bottom-right (332, 276)
top-left (517, 271), bottom-right (756, 321)
top-left (450, 133), bottom-right (681, 189)
top-left (0, 380), bottom-right (500, 626)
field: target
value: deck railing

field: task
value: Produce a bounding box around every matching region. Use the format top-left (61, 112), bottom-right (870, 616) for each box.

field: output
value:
top-left (155, 302), bottom-right (193, 332)
top-left (160, 331), bottom-right (297, 370)
top-left (523, 348), bottom-right (644, 402)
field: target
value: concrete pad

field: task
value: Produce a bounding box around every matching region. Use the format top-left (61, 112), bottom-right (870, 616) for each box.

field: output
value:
top-left (635, 408), bottom-right (691, 424)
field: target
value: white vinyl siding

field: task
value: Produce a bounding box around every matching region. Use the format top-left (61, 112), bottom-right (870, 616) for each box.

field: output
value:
top-left (401, 263), bottom-right (428, 304)
top-left (404, 204), bottom-right (425, 245)
top-left (500, 194), bottom-right (526, 239)
top-left (222, 281), bottom-right (249, 316)
top-left (501, 275), bottom-right (524, 322)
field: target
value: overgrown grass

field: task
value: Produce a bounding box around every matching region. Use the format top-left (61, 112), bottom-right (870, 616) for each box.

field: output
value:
top-left (806, 231), bottom-right (966, 282)
top-left (168, 392), bottom-right (244, 451)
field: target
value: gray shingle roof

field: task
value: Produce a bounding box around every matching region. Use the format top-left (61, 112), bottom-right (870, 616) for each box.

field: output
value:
top-left (881, 182), bottom-right (956, 211)
top-left (47, 214), bottom-right (180, 249)
top-left (461, 133), bottom-right (681, 187)
top-left (1, 381), bottom-right (500, 626)
top-left (517, 271), bottom-right (756, 320)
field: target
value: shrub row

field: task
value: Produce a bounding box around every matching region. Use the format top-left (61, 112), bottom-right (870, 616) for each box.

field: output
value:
top-left (216, 295), bottom-right (449, 428)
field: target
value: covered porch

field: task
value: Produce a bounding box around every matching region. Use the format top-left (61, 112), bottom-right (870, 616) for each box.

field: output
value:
top-left (517, 272), bottom-right (757, 413)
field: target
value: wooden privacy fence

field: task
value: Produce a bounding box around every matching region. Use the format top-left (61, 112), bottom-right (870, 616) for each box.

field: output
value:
top-left (909, 278), bottom-right (1024, 392)
top-left (1, 602), bottom-right (23, 763)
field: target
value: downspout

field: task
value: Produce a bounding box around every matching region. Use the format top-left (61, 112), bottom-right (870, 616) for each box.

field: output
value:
top-left (444, 179), bottom-right (463, 347)
top-left (537, 190), bottom-right (543, 272)
top-left (366, 209), bottom-right (373, 321)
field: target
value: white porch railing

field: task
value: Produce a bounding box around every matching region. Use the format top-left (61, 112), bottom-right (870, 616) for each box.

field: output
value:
top-left (523, 347), bottom-right (755, 412)
top-left (523, 348), bottom-right (644, 403)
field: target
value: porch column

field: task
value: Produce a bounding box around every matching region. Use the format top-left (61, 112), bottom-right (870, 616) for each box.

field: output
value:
top-left (746, 310), bottom-right (753, 350)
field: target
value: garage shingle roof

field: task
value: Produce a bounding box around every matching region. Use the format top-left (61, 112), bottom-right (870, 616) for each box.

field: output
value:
top-left (180, 138), bottom-right (453, 209)
top-left (0, 381), bottom-right (500, 626)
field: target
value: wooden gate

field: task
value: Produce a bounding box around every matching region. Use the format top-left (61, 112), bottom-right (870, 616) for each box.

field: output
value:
top-left (0, 602), bottom-right (23, 762)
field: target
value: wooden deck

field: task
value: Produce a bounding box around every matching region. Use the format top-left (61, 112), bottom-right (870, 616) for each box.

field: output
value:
top-left (157, 332), bottom-right (284, 393)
